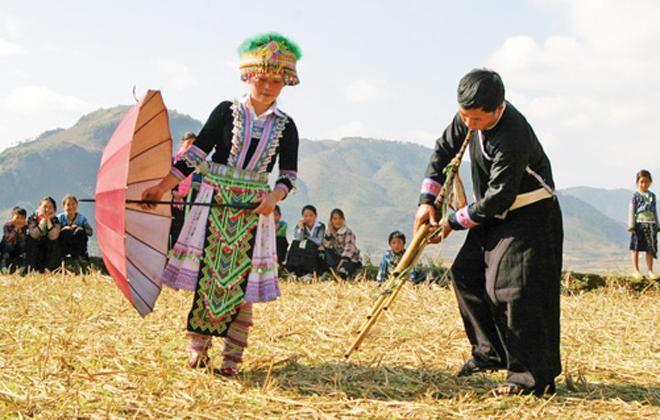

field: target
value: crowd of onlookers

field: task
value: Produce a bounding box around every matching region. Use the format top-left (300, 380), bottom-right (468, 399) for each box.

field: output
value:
top-left (0, 195), bottom-right (93, 274)
top-left (271, 204), bottom-right (421, 283)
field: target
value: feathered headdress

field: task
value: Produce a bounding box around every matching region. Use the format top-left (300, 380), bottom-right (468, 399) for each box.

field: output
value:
top-left (238, 32), bottom-right (302, 86)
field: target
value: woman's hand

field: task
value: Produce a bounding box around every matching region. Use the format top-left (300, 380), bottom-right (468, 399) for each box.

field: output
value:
top-left (141, 185), bottom-right (167, 210)
top-left (252, 190), bottom-right (282, 216)
top-left (252, 188), bottom-right (286, 216)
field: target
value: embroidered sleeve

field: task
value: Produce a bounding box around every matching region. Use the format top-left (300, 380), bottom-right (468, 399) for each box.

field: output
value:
top-left (275, 118), bottom-right (299, 197)
top-left (419, 114), bottom-right (469, 206)
top-left (377, 253), bottom-right (390, 282)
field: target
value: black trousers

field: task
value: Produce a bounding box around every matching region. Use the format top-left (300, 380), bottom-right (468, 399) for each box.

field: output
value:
top-left (59, 228), bottom-right (89, 259)
top-left (26, 236), bottom-right (62, 272)
top-left (450, 198), bottom-right (563, 393)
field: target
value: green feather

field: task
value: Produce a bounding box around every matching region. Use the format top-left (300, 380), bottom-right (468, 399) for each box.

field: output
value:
top-left (237, 32), bottom-right (302, 59)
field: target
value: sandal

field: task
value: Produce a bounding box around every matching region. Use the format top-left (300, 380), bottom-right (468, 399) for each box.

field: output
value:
top-left (219, 366), bottom-right (240, 376)
top-left (188, 353), bottom-right (210, 369)
top-left (490, 382), bottom-right (535, 396)
top-left (455, 357), bottom-right (504, 377)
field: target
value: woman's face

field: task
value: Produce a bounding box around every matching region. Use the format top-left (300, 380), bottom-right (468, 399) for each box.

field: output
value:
top-left (273, 211), bottom-right (281, 224)
top-left (249, 75), bottom-right (285, 107)
top-left (302, 209), bottom-right (316, 228)
top-left (39, 200), bottom-right (55, 217)
top-left (638, 176), bottom-right (651, 192)
top-left (390, 238), bottom-right (405, 254)
top-left (330, 213), bottom-right (345, 230)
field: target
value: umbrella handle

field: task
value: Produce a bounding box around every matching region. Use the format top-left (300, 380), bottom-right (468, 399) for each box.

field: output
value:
top-left (79, 198), bottom-right (257, 209)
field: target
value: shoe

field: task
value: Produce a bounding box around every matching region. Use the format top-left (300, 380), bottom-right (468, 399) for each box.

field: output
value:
top-left (632, 272), bottom-right (644, 281)
top-left (647, 272), bottom-right (657, 281)
top-left (300, 274), bottom-right (313, 282)
top-left (319, 272), bottom-right (332, 281)
top-left (219, 366), bottom-right (240, 376)
top-left (188, 353), bottom-right (210, 369)
top-left (490, 382), bottom-right (535, 396)
top-left (455, 357), bottom-right (504, 377)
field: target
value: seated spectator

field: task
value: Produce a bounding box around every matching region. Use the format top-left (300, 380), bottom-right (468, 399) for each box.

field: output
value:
top-left (286, 205), bottom-right (325, 279)
top-left (319, 208), bottom-right (362, 279)
top-left (26, 196), bottom-right (62, 272)
top-left (0, 206), bottom-right (28, 272)
top-left (376, 230), bottom-right (420, 284)
top-left (57, 194), bottom-right (93, 260)
top-left (273, 205), bottom-right (289, 266)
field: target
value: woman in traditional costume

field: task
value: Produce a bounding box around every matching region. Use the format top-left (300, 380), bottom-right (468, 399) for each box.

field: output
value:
top-left (142, 33), bottom-right (301, 374)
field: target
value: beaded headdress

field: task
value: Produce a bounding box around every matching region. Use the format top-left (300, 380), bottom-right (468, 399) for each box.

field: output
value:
top-left (238, 33), bottom-right (302, 86)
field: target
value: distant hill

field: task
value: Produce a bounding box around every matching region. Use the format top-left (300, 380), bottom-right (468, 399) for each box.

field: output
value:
top-left (0, 107), bottom-right (631, 272)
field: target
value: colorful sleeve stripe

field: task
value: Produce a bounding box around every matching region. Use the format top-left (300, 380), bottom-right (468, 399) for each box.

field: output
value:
top-left (420, 177), bottom-right (442, 198)
top-left (455, 206), bottom-right (479, 229)
top-left (170, 167), bottom-right (186, 181)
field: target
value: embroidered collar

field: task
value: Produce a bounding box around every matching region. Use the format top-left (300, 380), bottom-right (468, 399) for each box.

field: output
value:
top-left (240, 94), bottom-right (285, 119)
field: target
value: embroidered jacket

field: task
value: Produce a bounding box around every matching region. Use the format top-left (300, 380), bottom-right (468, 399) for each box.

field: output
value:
top-left (420, 101), bottom-right (555, 230)
top-left (628, 191), bottom-right (658, 229)
top-left (376, 249), bottom-right (418, 283)
top-left (170, 98), bottom-right (298, 196)
top-left (293, 221), bottom-right (325, 246)
top-left (322, 226), bottom-right (361, 263)
top-left (57, 212), bottom-right (93, 236)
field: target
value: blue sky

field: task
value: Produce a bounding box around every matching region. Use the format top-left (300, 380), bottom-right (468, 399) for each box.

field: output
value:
top-left (1, 0), bottom-right (658, 189)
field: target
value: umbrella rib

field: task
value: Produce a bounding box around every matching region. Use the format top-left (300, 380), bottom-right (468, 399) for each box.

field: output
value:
top-left (129, 135), bottom-right (172, 162)
top-left (133, 108), bottom-right (167, 136)
top-left (127, 281), bottom-right (154, 312)
top-left (126, 255), bottom-right (162, 290)
top-left (126, 231), bottom-right (168, 258)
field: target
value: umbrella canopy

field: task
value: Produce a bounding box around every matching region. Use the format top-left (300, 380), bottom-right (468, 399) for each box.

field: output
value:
top-left (95, 90), bottom-right (172, 317)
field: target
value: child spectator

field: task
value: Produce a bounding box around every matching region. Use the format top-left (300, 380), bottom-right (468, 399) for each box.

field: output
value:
top-left (377, 231), bottom-right (420, 284)
top-left (320, 208), bottom-right (362, 279)
top-left (26, 196), bottom-right (62, 272)
top-left (58, 194), bottom-right (93, 260)
top-left (273, 205), bottom-right (289, 266)
top-left (286, 205), bottom-right (325, 279)
top-left (0, 206), bottom-right (28, 272)
top-left (628, 169), bottom-right (658, 280)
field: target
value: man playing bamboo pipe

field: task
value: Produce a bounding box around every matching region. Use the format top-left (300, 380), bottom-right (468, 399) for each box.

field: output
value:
top-left (414, 69), bottom-right (563, 396)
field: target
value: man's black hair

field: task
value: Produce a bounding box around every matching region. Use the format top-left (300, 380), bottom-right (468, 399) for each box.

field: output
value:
top-left (457, 68), bottom-right (505, 112)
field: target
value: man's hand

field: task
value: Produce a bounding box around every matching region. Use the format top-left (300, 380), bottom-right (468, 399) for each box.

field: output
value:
top-left (414, 204), bottom-right (439, 234)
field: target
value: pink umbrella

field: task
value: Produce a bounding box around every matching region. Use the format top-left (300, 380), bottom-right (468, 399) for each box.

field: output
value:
top-left (94, 90), bottom-right (172, 317)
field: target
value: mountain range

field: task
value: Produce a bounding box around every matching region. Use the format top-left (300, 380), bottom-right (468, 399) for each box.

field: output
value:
top-left (0, 106), bottom-right (635, 272)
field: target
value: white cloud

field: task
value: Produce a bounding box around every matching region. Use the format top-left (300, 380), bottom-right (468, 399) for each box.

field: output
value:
top-left (0, 38), bottom-right (25, 56)
top-left (3, 86), bottom-right (91, 115)
top-left (345, 78), bottom-right (387, 104)
top-left (0, 86), bottom-right (94, 151)
top-left (488, 0), bottom-right (660, 188)
top-left (156, 59), bottom-right (197, 90)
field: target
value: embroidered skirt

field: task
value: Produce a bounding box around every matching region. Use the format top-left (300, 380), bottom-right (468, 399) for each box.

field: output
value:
top-left (630, 222), bottom-right (658, 258)
top-left (181, 164), bottom-right (280, 337)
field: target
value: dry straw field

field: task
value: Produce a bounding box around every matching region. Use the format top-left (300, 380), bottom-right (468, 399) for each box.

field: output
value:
top-left (0, 271), bottom-right (658, 418)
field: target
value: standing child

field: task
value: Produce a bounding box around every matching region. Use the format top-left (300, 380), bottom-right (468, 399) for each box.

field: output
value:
top-left (273, 205), bottom-right (289, 266)
top-left (58, 194), bottom-right (93, 260)
top-left (286, 205), bottom-right (325, 279)
top-left (628, 169), bottom-right (658, 280)
top-left (142, 33), bottom-right (301, 374)
top-left (376, 231), bottom-right (420, 284)
top-left (1, 206), bottom-right (28, 272)
top-left (26, 196), bottom-right (62, 272)
top-left (320, 208), bottom-right (362, 279)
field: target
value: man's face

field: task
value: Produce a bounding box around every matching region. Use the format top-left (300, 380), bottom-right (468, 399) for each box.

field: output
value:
top-left (458, 104), bottom-right (504, 131)
top-left (12, 214), bottom-right (26, 230)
